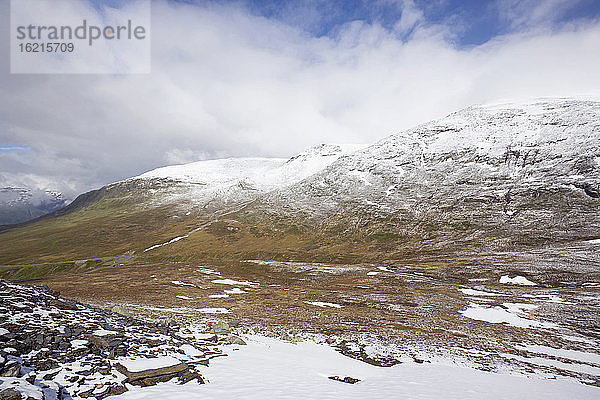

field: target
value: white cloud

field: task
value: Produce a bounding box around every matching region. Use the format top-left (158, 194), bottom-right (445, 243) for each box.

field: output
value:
top-left (496, 0), bottom-right (585, 30)
top-left (164, 149), bottom-right (211, 165)
top-left (1, 0), bottom-right (600, 198)
top-left (393, 0), bottom-right (425, 37)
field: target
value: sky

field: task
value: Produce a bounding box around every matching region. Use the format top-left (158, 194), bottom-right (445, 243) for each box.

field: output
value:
top-left (1, 0), bottom-right (600, 198)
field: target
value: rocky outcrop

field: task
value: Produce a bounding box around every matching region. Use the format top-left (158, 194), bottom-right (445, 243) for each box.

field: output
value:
top-left (0, 280), bottom-right (240, 400)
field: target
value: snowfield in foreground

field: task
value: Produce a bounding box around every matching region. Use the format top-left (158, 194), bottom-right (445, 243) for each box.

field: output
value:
top-left (110, 335), bottom-right (599, 400)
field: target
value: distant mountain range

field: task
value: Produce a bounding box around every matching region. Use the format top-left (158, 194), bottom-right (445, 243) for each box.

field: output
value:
top-left (0, 186), bottom-right (69, 225)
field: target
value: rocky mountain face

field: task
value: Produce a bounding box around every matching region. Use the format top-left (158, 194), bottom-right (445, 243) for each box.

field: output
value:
top-left (0, 187), bottom-right (68, 225)
top-left (246, 99), bottom-right (600, 256)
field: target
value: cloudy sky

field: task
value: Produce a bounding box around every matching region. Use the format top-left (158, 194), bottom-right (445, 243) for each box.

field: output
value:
top-left (1, 0), bottom-right (600, 198)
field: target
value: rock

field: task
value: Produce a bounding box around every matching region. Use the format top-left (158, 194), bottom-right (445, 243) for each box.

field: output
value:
top-left (109, 344), bottom-right (128, 358)
top-left (85, 334), bottom-right (123, 350)
top-left (1, 360), bottom-right (21, 377)
top-left (210, 321), bottom-right (230, 334)
top-left (105, 383), bottom-right (128, 398)
top-left (111, 305), bottom-right (131, 318)
top-left (228, 319), bottom-right (241, 327)
top-left (0, 280), bottom-right (218, 399)
top-left (43, 369), bottom-right (61, 380)
top-left (144, 338), bottom-right (165, 347)
top-left (114, 362), bottom-right (191, 387)
top-left (24, 371), bottom-right (36, 384)
top-left (177, 370), bottom-right (205, 384)
top-left (77, 387), bottom-right (94, 398)
top-left (225, 335), bottom-right (246, 345)
top-left (32, 358), bottom-right (58, 371)
top-left (98, 365), bottom-right (111, 375)
top-left (58, 341), bottom-right (71, 350)
top-left (0, 388), bottom-right (21, 400)
top-left (329, 376), bottom-right (361, 384)
top-left (35, 334), bottom-right (44, 345)
top-left (48, 298), bottom-right (78, 311)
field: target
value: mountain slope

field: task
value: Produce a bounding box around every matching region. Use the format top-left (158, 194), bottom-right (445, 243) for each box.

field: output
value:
top-left (244, 98), bottom-right (600, 251)
top-left (0, 144), bottom-right (365, 265)
top-left (125, 143), bottom-right (367, 211)
top-left (0, 99), bottom-right (598, 269)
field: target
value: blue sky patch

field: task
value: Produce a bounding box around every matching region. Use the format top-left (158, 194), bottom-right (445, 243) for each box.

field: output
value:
top-left (0, 145), bottom-right (30, 153)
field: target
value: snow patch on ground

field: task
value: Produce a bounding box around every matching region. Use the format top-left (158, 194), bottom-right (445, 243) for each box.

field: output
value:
top-left (171, 281), bottom-right (196, 287)
top-left (93, 329), bottom-right (118, 336)
top-left (516, 344), bottom-right (600, 365)
top-left (459, 303), bottom-right (557, 329)
top-left (582, 282), bottom-right (600, 288)
top-left (304, 301), bottom-right (343, 309)
top-left (458, 288), bottom-right (504, 297)
top-left (196, 268), bottom-right (220, 275)
top-left (522, 294), bottom-right (569, 304)
top-left (107, 335), bottom-right (600, 400)
top-left (502, 353), bottom-right (600, 376)
top-left (196, 308), bottom-right (230, 314)
top-left (116, 356), bottom-right (182, 373)
top-left (70, 339), bottom-right (89, 350)
top-left (224, 288), bottom-right (247, 295)
top-left (212, 279), bottom-right (259, 286)
top-left (499, 275), bottom-right (537, 286)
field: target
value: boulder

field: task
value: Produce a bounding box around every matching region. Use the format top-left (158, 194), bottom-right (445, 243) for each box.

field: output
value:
top-left (114, 362), bottom-right (194, 387)
top-left (210, 321), bottom-right (230, 334)
top-left (85, 334), bottom-right (123, 350)
top-left (47, 298), bottom-right (78, 311)
top-left (1, 361), bottom-right (21, 377)
top-left (228, 319), bottom-right (241, 327)
top-left (0, 388), bottom-right (21, 400)
top-left (111, 305), bottom-right (131, 318)
top-left (225, 335), bottom-right (246, 345)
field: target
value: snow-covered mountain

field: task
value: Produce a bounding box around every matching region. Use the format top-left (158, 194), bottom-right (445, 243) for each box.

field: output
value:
top-left (245, 99), bottom-right (600, 252)
top-left (118, 144), bottom-right (367, 210)
top-left (2, 98), bottom-right (598, 264)
top-left (137, 144), bottom-right (366, 188)
top-left (267, 99), bottom-right (599, 208)
top-left (0, 186), bottom-right (69, 225)
top-left (130, 99), bottom-right (599, 222)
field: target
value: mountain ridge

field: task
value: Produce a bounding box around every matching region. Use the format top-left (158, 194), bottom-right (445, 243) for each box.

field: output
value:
top-left (1, 98), bottom-right (598, 269)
